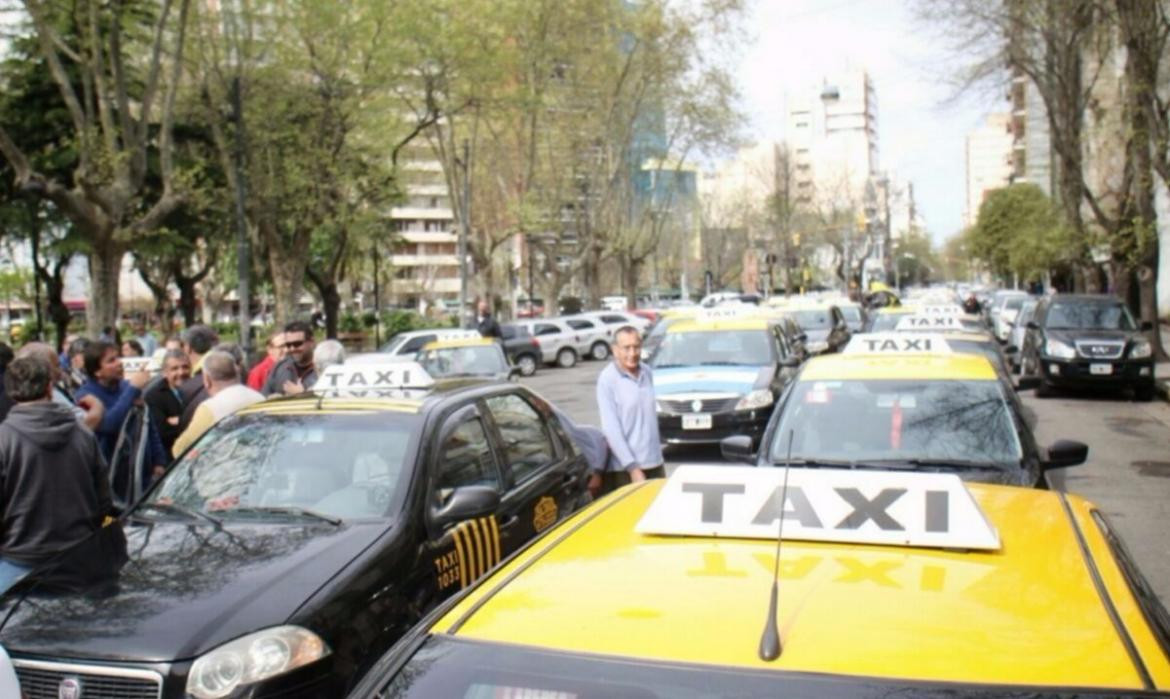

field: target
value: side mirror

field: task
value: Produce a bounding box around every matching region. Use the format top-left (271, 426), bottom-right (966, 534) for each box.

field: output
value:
top-left (1026, 321), bottom-right (1040, 331)
top-left (1044, 439), bottom-right (1088, 469)
top-left (434, 485), bottom-right (501, 527)
top-left (508, 366), bottom-right (522, 381)
top-left (1141, 320), bottom-right (1154, 332)
top-left (1017, 376), bottom-right (1041, 390)
top-left (720, 435), bottom-right (756, 464)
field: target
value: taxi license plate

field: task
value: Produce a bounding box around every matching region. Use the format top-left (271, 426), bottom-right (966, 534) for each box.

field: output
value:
top-left (1090, 363), bottom-right (1113, 375)
top-left (682, 414), bottom-right (712, 430)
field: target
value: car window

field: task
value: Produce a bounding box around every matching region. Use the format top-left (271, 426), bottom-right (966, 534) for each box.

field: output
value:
top-left (485, 394), bottom-right (556, 484)
top-left (1045, 301), bottom-right (1137, 331)
top-left (436, 417), bottom-right (500, 499)
top-left (534, 324), bottom-right (560, 336)
top-left (400, 334), bottom-right (435, 355)
top-left (599, 314), bottom-right (626, 324)
top-left (565, 319), bottom-right (592, 330)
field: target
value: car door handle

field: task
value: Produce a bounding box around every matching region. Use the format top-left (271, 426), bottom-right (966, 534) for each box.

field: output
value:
top-left (498, 513), bottom-right (519, 528)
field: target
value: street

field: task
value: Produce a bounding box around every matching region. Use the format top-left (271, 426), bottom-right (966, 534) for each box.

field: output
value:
top-left (524, 360), bottom-right (1170, 605)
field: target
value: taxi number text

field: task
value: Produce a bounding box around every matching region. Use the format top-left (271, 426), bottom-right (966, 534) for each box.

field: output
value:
top-left (636, 465), bottom-right (999, 550)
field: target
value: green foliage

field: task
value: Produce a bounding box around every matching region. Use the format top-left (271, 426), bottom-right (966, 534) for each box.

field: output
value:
top-left (338, 312), bottom-right (363, 334)
top-left (970, 184), bottom-right (1070, 282)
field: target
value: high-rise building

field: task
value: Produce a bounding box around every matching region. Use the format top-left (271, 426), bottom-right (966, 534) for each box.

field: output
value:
top-left (786, 69), bottom-right (879, 208)
top-left (964, 113), bottom-right (1015, 228)
top-left (1009, 72), bottom-right (1055, 198)
top-left (387, 146), bottom-right (460, 309)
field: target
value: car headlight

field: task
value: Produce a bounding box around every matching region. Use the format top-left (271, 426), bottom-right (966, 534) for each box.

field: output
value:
top-left (806, 341), bottom-right (829, 354)
top-left (735, 389), bottom-right (774, 411)
top-left (186, 626), bottom-right (330, 699)
top-left (1131, 339), bottom-right (1152, 359)
top-left (1044, 338), bottom-right (1076, 360)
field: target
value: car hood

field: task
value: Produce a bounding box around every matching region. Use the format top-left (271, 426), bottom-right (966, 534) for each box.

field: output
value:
top-left (0, 518), bottom-right (388, 662)
top-left (653, 365), bottom-right (769, 395)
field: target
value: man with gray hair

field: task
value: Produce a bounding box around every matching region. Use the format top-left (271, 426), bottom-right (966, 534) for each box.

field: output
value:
top-left (13, 342), bottom-right (104, 430)
top-left (144, 349), bottom-right (191, 454)
top-left (171, 350), bottom-right (263, 457)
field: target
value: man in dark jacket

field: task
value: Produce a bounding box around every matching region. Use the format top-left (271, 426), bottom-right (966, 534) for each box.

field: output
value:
top-left (178, 324), bottom-right (219, 430)
top-left (0, 356), bottom-right (112, 593)
top-left (144, 349), bottom-right (191, 454)
top-left (263, 320), bottom-right (318, 396)
top-left (475, 300), bottom-right (502, 339)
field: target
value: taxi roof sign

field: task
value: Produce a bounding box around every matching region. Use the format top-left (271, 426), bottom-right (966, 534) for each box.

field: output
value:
top-left (696, 305), bottom-right (758, 322)
top-left (635, 465), bottom-right (1000, 550)
top-left (317, 361), bottom-right (435, 392)
top-left (895, 315), bottom-right (963, 331)
top-left (844, 332), bottom-right (952, 355)
top-left (918, 304), bottom-right (962, 316)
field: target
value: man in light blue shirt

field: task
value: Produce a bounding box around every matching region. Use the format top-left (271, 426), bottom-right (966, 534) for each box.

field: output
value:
top-left (595, 325), bottom-right (663, 494)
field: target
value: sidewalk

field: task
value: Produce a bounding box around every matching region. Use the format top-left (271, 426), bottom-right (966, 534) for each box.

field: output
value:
top-left (1157, 322), bottom-right (1170, 401)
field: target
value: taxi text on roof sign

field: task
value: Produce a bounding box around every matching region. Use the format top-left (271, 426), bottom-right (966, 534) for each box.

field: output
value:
top-left (635, 465), bottom-right (1000, 550)
top-left (843, 332), bottom-right (952, 355)
top-left (918, 304), bottom-right (962, 316)
top-left (894, 315), bottom-right (963, 331)
top-left (696, 305), bottom-right (758, 322)
top-left (318, 361), bottom-right (435, 390)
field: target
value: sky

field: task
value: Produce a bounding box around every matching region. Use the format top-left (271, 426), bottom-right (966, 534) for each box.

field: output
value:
top-left (733, 0), bottom-right (993, 243)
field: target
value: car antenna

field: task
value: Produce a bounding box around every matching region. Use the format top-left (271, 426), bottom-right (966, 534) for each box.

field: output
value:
top-left (758, 429), bottom-right (793, 662)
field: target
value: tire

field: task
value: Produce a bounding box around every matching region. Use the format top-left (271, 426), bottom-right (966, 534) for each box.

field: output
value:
top-left (1036, 379), bottom-right (1054, 399)
top-left (516, 354), bottom-right (537, 377)
top-left (556, 348), bottom-right (577, 369)
top-left (591, 341), bottom-right (610, 360)
top-left (1134, 384), bottom-right (1156, 402)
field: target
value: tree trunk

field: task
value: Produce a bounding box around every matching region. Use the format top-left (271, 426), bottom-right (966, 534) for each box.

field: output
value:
top-left (87, 237), bottom-right (124, 337)
top-left (175, 277), bottom-right (199, 327)
top-left (306, 269), bottom-right (342, 340)
top-left (271, 258), bottom-right (302, 328)
top-left (39, 262), bottom-right (71, 352)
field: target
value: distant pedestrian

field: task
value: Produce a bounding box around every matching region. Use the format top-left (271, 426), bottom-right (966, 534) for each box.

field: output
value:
top-left (246, 332), bottom-right (285, 391)
top-left (0, 356), bottom-right (112, 594)
top-left (475, 300), bottom-right (502, 339)
top-left (594, 325), bottom-right (663, 496)
top-left (121, 339), bottom-right (145, 358)
top-left (144, 349), bottom-right (191, 454)
top-left (263, 321), bottom-right (318, 396)
top-left (172, 350), bottom-right (264, 457)
top-left (132, 319), bottom-right (158, 357)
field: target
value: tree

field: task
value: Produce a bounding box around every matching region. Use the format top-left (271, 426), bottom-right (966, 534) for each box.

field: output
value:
top-left (0, 0), bottom-right (194, 334)
top-left (969, 183), bottom-right (1070, 284)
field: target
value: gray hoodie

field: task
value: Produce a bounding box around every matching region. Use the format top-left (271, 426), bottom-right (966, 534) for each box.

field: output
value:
top-left (0, 401), bottom-right (111, 564)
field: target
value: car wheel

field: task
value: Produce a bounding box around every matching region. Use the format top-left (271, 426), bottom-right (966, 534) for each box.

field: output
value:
top-left (516, 354), bottom-right (537, 377)
top-left (1036, 379), bottom-right (1054, 398)
top-left (591, 341), bottom-right (610, 360)
top-left (1134, 384), bottom-right (1156, 402)
top-left (556, 348), bottom-right (577, 368)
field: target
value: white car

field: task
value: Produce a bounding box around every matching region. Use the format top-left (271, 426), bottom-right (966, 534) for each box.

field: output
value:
top-left (559, 315), bottom-right (612, 360)
top-left (513, 319), bottom-right (585, 368)
top-left (583, 311), bottom-right (651, 337)
top-left (375, 329), bottom-right (481, 358)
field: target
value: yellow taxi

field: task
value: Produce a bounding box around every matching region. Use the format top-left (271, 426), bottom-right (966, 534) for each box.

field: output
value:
top-left (721, 334), bottom-right (1085, 488)
top-left (888, 314), bottom-right (1015, 380)
top-left (415, 336), bottom-right (515, 382)
top-left (348, 466), bottom-right (1170, 696)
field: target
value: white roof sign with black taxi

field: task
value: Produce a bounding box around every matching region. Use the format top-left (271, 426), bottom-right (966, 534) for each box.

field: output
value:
top-left (315, 361), bottom-right (435, 397)
top-left (843, 333), bottom-right (952, 355)
top-left (635, 465), bottom-right (1000, 550)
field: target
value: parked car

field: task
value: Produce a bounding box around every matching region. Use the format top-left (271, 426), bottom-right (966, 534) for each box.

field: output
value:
top-left (583, 310), bottom-right (652, 337)
top-left (781, 304), bottom-right (851, 355)
top-left (499, 323), bottom-right (543, 376)
top-left (1008, 299), bottom-right (1039, 372)
top-left (513, 318), bottom-right (586, 368)
top-left (377, 329), bottom-right (482, 358)
top-left (1020, 294), bottom-right (1156, 399)
top-left (560, 315), bottom-right (611, 360)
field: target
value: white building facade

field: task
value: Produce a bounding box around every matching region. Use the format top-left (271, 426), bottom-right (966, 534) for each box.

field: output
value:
top-left (964, 113), bottom-right (1014, 228)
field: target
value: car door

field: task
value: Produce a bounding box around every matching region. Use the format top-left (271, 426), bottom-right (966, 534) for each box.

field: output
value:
top-left (481, 391), bottom-right (586, 552)
top-left (1022, 300), bottom-right (1048, 372)
top-left (828, 307), bottom-right (851, 352)
top-left (423, 404), bottom-right (507, 599)
top-left (531, 322), bottom-right (565, 363)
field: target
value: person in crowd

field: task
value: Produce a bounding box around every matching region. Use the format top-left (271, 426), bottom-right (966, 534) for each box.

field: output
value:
top-left (247, 332), bottom-right (285, 391)
top-left (132, 318), bottom-right (158, 356)
top-left (263, 321), bottom-right (318, 396)
top-left (12, 343), bottom-right (104, 430)
top-left (0, 343), bottom-right (15, 423)
top-left (75, 340), bottom-right (167, 482)
top-left (163, 335), bottom-right (182, 352)
top-left (475, 300), bottom-right (502, 339)
top-left (121, 339), bottom-right (144, 358)
top-left (177, 325), bottom-right (220, 430)
top-left (64, 338), bottom-right (90, 392)
top-left (171, 350), bottom-right (264, 457)
top-left (594, 325), bottom-right (663, 496)
top-left (144, 350), bottom-right (191, 455)
top-left (0, 356), bottom-right (112, 594)
top-left (281, 339), bottom-right (345, 396)
top-left (963, 293), bottom-right (982, 315)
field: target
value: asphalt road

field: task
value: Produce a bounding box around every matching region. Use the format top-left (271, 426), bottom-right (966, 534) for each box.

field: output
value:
top-left (523, 358), bottom-right (1170, 605)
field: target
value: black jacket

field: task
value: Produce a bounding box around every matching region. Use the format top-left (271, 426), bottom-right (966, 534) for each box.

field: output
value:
top-left (477, 314), bottom-right (502, 339)
top-left (0, 401), bottom-right (111, 565)
top-left (144, 379), bottom-right (185, 453)
top-left (178, 372), bottom-right (207, 431)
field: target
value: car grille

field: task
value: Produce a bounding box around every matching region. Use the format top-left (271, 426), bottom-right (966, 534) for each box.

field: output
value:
top-left (660, 396), bottom-right (740, 414)
top-left (14, 659), bottom-right (162, 699)
top-left (1075, 340), bottom-right (1124, 360)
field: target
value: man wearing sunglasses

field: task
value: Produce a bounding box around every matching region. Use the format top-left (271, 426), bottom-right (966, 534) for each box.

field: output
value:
top-left (263, 320), bottom-right (318, 396)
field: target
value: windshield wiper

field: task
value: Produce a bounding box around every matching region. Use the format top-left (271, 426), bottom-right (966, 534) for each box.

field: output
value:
top-left (774, 457), bottom-right (1006, 472)
top-left (135, 501), bottom-right (222, 528)
top-left (874, 458), bottom-right (1007, 472)
top-left (223, 506), bottom-right (342, 526)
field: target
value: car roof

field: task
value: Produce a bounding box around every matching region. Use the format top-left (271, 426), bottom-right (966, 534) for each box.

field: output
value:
top-left (235, 377), bottom-right (505, 418)
top-left (801, 353), bottom-right (998, 381)
top-left (430, 478), bottom-right (1170, 689)
top-left (668, 318), bottom-right (770, 332)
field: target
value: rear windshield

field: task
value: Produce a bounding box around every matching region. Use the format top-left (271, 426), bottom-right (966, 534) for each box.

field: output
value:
top-left (373, 636), bottom-right (1118, 698)
top-left (149, 413), bottom-right (419, 520)
top-left (651, 330), bottom-right (774, 367)
top-left (1045, 301), bottom-right (1137, 331)
top-left (787, 309), bottom-right (833, 330)
top-left (418, 345), bottom-right (507, 377)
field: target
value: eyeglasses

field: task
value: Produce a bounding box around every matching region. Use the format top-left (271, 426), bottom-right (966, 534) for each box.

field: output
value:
top-left (284, 340), bottom-right (305, 349)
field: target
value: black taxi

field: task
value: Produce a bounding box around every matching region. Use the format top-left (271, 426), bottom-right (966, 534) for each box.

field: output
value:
top-left (0, 361), bottom-right (591, 698)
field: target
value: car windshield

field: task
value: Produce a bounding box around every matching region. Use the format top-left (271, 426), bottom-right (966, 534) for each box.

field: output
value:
top-left (650, 330), bottom-right (774, 367)
top-left (146, 413), bottom-right (418, 521)
top-left (1003, 297), bottom-right (1027, 311)
top-left (868, 312), bottom-right (911, 332)
top-left (1045, 301), bottom-right (1137, 331)
top-left (372, 635), bottom-right (1079, 698)
top-left (769, 379), bottom-right (1021, 468)
top-left (418, 345), bottom-right (507, 377)
top-left (787, 309), bottom-right (833, 329)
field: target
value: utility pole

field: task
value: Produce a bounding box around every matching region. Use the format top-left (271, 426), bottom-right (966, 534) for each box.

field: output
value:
top-left (458, 139), bottom-right (471, 328)
top-left (230, 77), bottom-right (253, 355)
top-left (372, 240), bottom-right (380, 347)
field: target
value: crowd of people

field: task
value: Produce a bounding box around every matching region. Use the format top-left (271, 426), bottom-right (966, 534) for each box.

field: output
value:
top-left (0, 320), bottom-right (348, 594)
